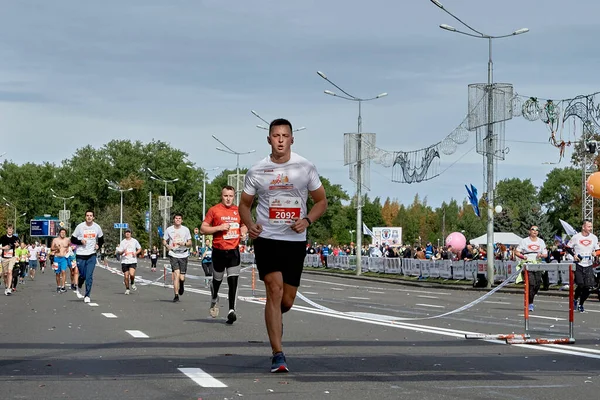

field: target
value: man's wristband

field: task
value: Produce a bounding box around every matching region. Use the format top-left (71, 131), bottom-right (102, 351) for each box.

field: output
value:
top-left (303, 217), bottom-right (312, 226)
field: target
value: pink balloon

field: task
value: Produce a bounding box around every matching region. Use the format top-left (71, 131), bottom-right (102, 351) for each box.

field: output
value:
top-left (445, 232), bottom-right (466, 253)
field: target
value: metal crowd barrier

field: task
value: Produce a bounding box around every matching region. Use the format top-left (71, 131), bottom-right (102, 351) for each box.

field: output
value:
top-left (240, 253), bottom-right (571, 284)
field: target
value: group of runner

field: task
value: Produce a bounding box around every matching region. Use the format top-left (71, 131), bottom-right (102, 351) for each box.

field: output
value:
top-left (2, 118), bottom-right (328, 374)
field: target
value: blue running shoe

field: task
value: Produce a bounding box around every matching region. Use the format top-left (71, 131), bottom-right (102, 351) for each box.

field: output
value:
top-left (528, 304), bottom-right (534, 312)
top-left (270, 352), bottom-right (289, 373)
top-left (578, 304), bottom-right (585, 313)
top-left (574, 300), bottom-right (578, 310)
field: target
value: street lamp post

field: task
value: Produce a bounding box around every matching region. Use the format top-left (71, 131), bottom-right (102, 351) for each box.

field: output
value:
top-left (317, 70), bottom-right (387, 276)
top-left (106, 180), bottom-right (133, 242)
top-left (212, 135), bottom-right (255, 205)
top-left (3, 197), bottom-right (17, 227)
top-left (147, 168), bottom-right (179, 258)
top-left (50, 188), bottom-right (75, 235)
top-left (431, 0), bottom-right (528, 287)
top-left (187, 164), bottom-right (220, 245)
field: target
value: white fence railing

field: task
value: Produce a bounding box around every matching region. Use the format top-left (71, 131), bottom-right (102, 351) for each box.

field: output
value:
top-left (240, 253), bottom-right (568, 284)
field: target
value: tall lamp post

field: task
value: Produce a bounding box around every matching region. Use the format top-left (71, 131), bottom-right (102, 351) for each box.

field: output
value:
top-left (3, 197), bottom-right (17, 229)
top-left (106, 180), bottom-right (134, 242)
top-left (147, 168), bottom-right (179, 258)
top-left (317, 70), bottom-right (387, 276)
top-left (430, 0), bottom-right (528, 287)
top-left (212, 135), bottom-right (255, 205)
top-left (186, 164), bottom-right (220, 245)
top-left (50, 188), bottom-right (75, 235)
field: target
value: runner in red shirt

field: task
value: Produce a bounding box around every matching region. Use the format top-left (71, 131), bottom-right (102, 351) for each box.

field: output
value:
top-left (201, 185), bottom-right (248, 324)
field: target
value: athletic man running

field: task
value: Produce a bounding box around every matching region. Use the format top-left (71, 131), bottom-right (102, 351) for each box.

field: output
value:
top-left (566, 220), bottom-right (599, 312)
top-left (239, 118), bottom-right (328, 373)
top-left (199, 239), bottom-right (213, 287)
top-left (150, 246), bottom-right (158, 272)
top-left (14, 241), bottom-right (28, 290)
top-left (116, 229), bottom-right (142, 295)
top-left (51, 228), bottom-right (71, 294)
top-left (28, 242), bottom-right (39, 280)
top-left (163, 214), bottom-right (192, 302)
top-left (515, 225), bottom-right (547, 312)
top-left (0, 225), bottom-right (19, 296)
top-left (38, 245), bottom-right (48, 273)
top-left (71, 210), bottom-right (104, 303)
top-left (201, 185), bottom-right (248, 324)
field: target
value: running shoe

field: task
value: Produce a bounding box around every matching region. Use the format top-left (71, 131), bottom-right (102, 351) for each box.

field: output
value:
top-left (578, 304), bottom-right (585, 313)
top-left (76, 289), bottom-right (84, 299)
top-left (209, 300), bottom-right (219, 318)
top-left (574, 300), bottom-right (578, 310)
top-left (59, 287), bottom-right (67, 294)
top-left (125, 289), bottom-right (130, 295)
top-left (173, 294), bottom-right (180, 303)
top-left (131, 283), bottom-right (137, 291)
top-left (71, 284), bottom-right (76, 290)
top-left (4, 288), bottom-right (11, 296)
top-left (84, 296), bottom-right (91, 303)
top-left (178, 280), bottom-right (184, 295)
top-left (226, 309), bottom-right (237, 325)
top-left (270, 352), bottom-right (289, 373)
top-left (528, 304), bottom-right (534, 312)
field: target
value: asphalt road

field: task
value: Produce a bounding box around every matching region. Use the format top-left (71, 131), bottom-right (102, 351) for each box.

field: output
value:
top-left (2, 258), bottom-right (600, 400)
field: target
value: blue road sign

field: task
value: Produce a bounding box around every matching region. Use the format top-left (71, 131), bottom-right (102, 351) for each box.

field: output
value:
top-left (113, 223), bottom-right (129, 229)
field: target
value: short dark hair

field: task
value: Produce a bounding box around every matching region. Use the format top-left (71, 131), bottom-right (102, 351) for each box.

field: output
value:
top-left (222, 185), bottom-right (235, 192)
top-left (269, 118), bottom-right (293, 134)
top-left (59, 228), bottom-right (67, 233)
top-left (173, 213), bottom-right (183, 219)
top-left (85, 210), bottom-right (95, 217)
top-left (6, 224), bottom-right (13, 229)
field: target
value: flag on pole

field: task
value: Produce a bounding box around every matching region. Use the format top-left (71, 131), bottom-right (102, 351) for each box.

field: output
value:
top-left (362, 222), bottom-right (374, 237)
top-left (559, 219), bottom-right (578, 236)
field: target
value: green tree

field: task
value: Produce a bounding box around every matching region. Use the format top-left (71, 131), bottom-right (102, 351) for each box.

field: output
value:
top-left (538, 167), bottom-right (581, 234)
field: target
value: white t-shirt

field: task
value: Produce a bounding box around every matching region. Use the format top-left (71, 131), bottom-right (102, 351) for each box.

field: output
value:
top-left (28, 245), bottom-right (39, 261)
top-left (73, 222), bottom-right (104, 256)
top-left (243, 152), bottom-right (322, 241)
top-left (517, 237), bottom-right (547, 262)
top-left (118, 238), bottom-right (141, 264)
top-left (164, 225), bottom-right (192, 258)
top-left (567, 232), bottom-right (599, 267)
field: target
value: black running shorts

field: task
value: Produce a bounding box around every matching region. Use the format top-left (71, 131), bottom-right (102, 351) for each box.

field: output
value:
top-left (212, 248), bottom-right (241, 273)
top-left (121, 263), bottom-right (137, 273)
top-left (253, 237), bottom-right (307, 287)
top-left (575, 264), bottom-right (595, 287)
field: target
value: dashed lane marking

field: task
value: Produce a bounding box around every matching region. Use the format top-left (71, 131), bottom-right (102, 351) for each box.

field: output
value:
top-left (126, 330), bottom-right (149, 338)
top-left (178, 368), bottom-right (227, 388)
top-left (102, 313), bottom-right (118, 318)
top-left (415, 303), bottom-right (445, 308)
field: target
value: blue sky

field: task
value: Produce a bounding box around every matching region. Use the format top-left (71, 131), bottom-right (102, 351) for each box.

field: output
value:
top-left (1, 0), bottom-right (598, 208)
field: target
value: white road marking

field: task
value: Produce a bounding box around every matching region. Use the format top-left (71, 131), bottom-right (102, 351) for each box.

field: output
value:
top-left (303, 291), bottom-right (319, 295)
top-left (416, 303), bottom-right (445, 308)
top-left (348, 296), bottom-right (370, 300)
top-left (417, 295), bottom-right (439, 299)
top-left (346, 312), bottom-right (403, 321)
top-left (301, 277), bottom-right (451, 295)
top-left (331, 288), bottom-right (344, 291)
top-left (126, 330), bottom-right (149, 338)
top-left (517, 314), bottom-right (566, 321)
top-left (88, 303), bottom-right (99, 307)
top-left (178, 368), bottom-right (227, 388)
top-left (368, 291), bottom-right (385, 294)
top-left (102, 313), bottom-right (118, 318)
top-left (581, 309), bottom-right (600, 313)
top-left (483, 301), bottom-right (510, 305)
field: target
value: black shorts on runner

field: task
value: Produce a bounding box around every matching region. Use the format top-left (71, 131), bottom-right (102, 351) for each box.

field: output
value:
top-left (169, 256), bottom-right (188, 274)
top-left (212, 248), bottom-right (240, 273)
top-left (121, 263), bottom-right (137, 273)
top-left (575, 264), bottom-right (595, 287)
top-left (253, 237), bottom-right (307, 287)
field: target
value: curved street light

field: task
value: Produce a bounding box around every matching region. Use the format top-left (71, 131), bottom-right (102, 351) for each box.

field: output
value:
top-left (146, 168), bottom-right (179, 257)
top-left (106, 180), bottom-right (134, 242)
top-left (251, 110), bottom-right (306, 133)
top-left (430, 0), bottom-right (529, 288)
top-left (317, 70), bottom-right (387, 276)
top-left (212, 135), bottom-right (255, 205)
